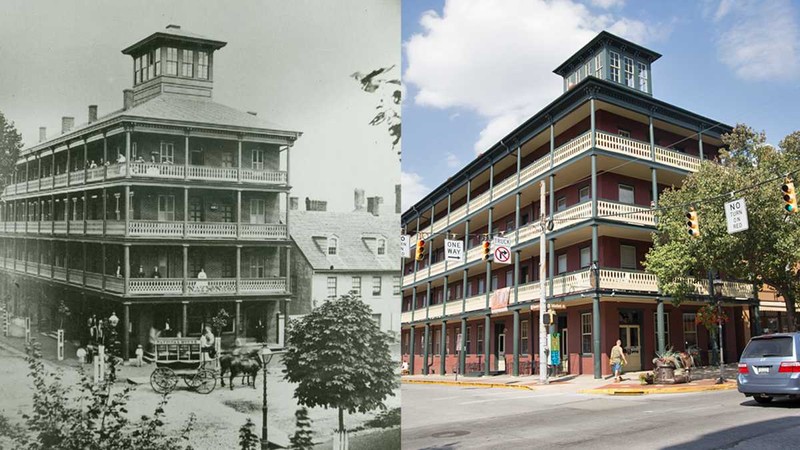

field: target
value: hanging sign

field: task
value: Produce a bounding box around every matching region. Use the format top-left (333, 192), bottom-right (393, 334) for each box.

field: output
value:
top-left (492, 236), bottom-right (512, 265)
top-left (724, 198), bottom-right (749, 234)
top-left (400, 235), bottom-right (411, 258)
top-left (445, 239), bottom-right (464, 261)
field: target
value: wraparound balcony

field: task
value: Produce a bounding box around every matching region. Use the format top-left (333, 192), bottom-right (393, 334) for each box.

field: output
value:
top-left (415, 130), bottom-right (699, 239)
top-left (0, 220), bottom-right (287, 240)
top-left (404, 200), bottom-right (655, 286)
top-left (402, 268), bottom-right (754, 323)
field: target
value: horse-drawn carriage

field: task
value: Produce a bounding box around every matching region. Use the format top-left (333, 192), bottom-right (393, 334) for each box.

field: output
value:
top-left (150, 337), bottom-right (217, 394)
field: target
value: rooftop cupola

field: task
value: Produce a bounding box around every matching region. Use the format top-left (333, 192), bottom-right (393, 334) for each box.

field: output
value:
top-left (553, 31), bottom-right (661, 96)
top-left (121, 24), bottom-right (227, 106)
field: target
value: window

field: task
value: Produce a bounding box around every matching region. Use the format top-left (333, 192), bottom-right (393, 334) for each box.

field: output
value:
top-left (165, 47), bottom-right (178, 75)
top-left (610, 51), bottom-right (620, 82)
top-left (521, 320), bottom-right (529, 354)
top-left (377, 239), bottom-right (386, 255)
top-left (584, 61), bottom-right (591, 79)
top-left (432, 329), bottom-right (440, 354)
top-left (372, 314), bottom-right (381, 327)
top-left (159, 142), bottom-right (175, 164)
top-left (393, 276), bottom-right (401, 295)
top-left (521, 213), bottom-right (529, 226)
top-left (221, 152), bottom-right (234, 168)
top-left (624, 57), bottom-right (634, 88)
top-left (249, 199), bottom-right (265, 224)
top-left (328, 237), bottom-right (338, 255)
top-left (491, 274), bottom-right (498, 291)
top-left (478, 278), bottom-right (485, 294)
top-left (558, 254), bottom-right (567, 274)
top-left (149, 48), bottom-right (160, 77)
top-left (520, 265), bottom-right (529, 284)
top-left (579, 186), bottom-right (590, 202)
top-left (506, 218), bottom-right (515, 232)
top-left (372, 276), bottom-right (382, 295)
top-left (466, 326), bottom-right (472, 353)
top-left (222, 258), bottom-right (235, 278)
top-left (249, 255), bottom-right (265, 277)
top-left (134, 55), bottom-right (142, 84)
top-left (581, 313), bottom-right (593, 354)
top-left (505, 270), bottom-right (513, 288)
top-left (594, 53), bottom-right (603, 78)
top-left (618, 129), bottom-right (631, 138)
top-left (197, 51), bottom-right (209, 79)
top-left (618, 184), bottom-right (634, 204)
top-left (157, 195), bottom-right (175, 221)
top-left (654, 312), bottom-right (670, 348)
top-left (580, 247), bottom-right (591, 268)
top-left (221, 205), bottom-right (233, 223)
top-left (327, 277), bottom-right (337, 298)
top-left (252, 149), bottom-right (265, 170)
top-left (189, 198), bottom-right (203, 222)
top-left (557, 197), bottom-right (567, 212)
top-left (620, 244), bottom-right (637, 269)
top-left (467, 281), bottom-right (473, 297)
top-left (181, 49), bottom-right (194, 77)
top-left (637, 62), bottom-right (648, 92)
top-left (141, 53), bottom-right (149, 82)
top-left (351, 276), bottom-right (361, 296)
top-left (477, 325), bottom-right (484, 354)
top-left (683, 313), bottom-right (697, 347)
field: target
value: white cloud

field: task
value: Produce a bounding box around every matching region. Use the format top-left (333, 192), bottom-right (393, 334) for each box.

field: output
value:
top-left (589, 0), bottom-right (625, 9)
top-left (710, 0), bottom-right (800, 81)
top-left (401, 171), bottom-right (430, 210)
top-left (445, 152), bottom-right (461, 168)
top-left (405, 0), bottom-right (661, 155)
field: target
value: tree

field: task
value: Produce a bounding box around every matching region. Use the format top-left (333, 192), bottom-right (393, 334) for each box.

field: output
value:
top-left (351, 65), bottom-right (401, 156)
top-left (210, 308), bottom-right (230, 337)
top-left (0, 111), bottom-right (23, 192)
top-left (238, 418), bottom-right (259, 450)
top-left (289, 407), bottom-right (313, 450)
top-left (282, 294), bottom-right (398, 435)
top-left (645, 125), bottom-right (800, 330)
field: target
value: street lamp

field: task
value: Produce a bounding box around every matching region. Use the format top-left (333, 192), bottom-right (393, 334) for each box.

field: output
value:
top-left (259, 345), bottom-right (285, 450)
top-left (712, 277), bottom-right (725, 384)
top-left (107, 312), bottom-right (120, 382)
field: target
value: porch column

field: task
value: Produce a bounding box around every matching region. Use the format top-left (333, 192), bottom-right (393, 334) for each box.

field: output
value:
top-left (460, 317), bottom-right (467, 375)
top-left (236, 246), bottom-right (242, 295)
top-left (422, 323), bottom-right (430, 375)
top-left (125, 126), bottom-right (131, 178)
top-left (651, 168), bottom-right (658, 209)
top-left (483, 314), bottom-right (490, 376)
top-left (515, 192), bottom-right (521, 244)
top-left (442, 275), bottom-right (448, 317)
top-left (235, 300), bottom-right (242, 339)
top-left (513, 308), bottom-right (520, 376)
top-left (182, 245), bottom-right (188, 294)
top-left (698, 129), bottom-right (704, 160)
top-left (516, 145), bottom-right (522, 187)
top-left (590, 98), bottom-right (596, 149)
top-left (465, 179), bottom-right (471, 215)
top-left (183, 187), bottom-right (188, 238)
top-left (425, 281), bottom-right (431, 319)
top-left (593, 292), bottom-right (601, 379)
top-left (82, 242), bottom-right (87, 286)
top-left (236, 190), bottom-right (242, 239)
top-left (82, 190), bottom-right (88, 234)
top-left (102, 188), bottom-right (107, 236)
top-left (51, 151), bottom-right (56, 186)
top-left (485, 207), bottom-right (493, 310)
top-left (656, 298), bottom-right (666, 353)
top-left (591, 153), bottom-right (597, 218)
top-left (66, 145), bottom-right (71, 185)
top-left (412, 213), bottom-right (419, 284)
top-left (439, 320), bottom-right (446, 375)
top-left (101, 244), bottom-right (106, 291)
top-left (124, 185), bottom-right (130, 237)
top-left (409, 326), bottom-right (416, 374)
top-left (123, 302), bottom-right (130, 361)
top-left (237, 137), bottom-right (243, 183)
top-left (488, 162), bottom-right (494, 202)
top-left (123, 244), bottom-right (130, 295)
top-left (102, 133), bottom-right (108, 175)
top-left (649, 114), bottom-right (655, 161)
top-left (514, 250), bottom-right (520, 304)
top-left (37, 156), bottom-right (42, 190)
top-left (50, 240), bottom-right (55, 278)
top-left (411, 289), bottom-right (417, 322)
top-left (427, 205), bottom-right (434, 278)
top-left (182, 301), bottom-right (189, 336)
top-left (184, 130), bottom-right (189, 180)
top-left (83, 139), bottom-right (88, 182)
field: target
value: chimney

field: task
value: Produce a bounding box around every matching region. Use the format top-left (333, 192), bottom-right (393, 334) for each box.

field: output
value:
top-left (123, 89), bottom-right (134, 110)
top-left (61, 117), bottom-right (74, 134)
top-left (395, 184), bottom-right (401, 214)
top-left (247, 111), bottom-right (258, 116)
top-left (38, 127), bottom-right (47, 143)
top-left (289, 197), bottom-right (299, 210)
top-left (88, 105), bottom-right (98, 123)
top-left (354, 188), bottom-right (365, 211)
top-left (305, 197), bottom-right (327, 212)
top-left (367, 196), bottom-right (383, 216)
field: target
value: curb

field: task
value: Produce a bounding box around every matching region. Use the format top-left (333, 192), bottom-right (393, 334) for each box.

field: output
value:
top-left (402, 379), bottom-right (535, 391)
top-left (579, 382), bottom-right (737, 395)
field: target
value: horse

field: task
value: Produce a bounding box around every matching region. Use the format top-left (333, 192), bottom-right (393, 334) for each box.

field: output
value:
top-left (219, 348), bottom-right (262, 389)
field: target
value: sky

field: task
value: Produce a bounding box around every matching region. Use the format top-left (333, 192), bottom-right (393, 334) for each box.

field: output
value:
top-left (401, 0), bottom-right (800, 211)
top-left (0, 0), bottom-right (400, 213)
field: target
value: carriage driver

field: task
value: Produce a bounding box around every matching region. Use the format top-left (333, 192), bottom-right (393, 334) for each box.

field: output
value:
top-left (200, 326), bottom-right (216, 362)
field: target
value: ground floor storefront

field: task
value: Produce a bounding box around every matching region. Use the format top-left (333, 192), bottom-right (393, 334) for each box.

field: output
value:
top-left (401, 296), bottom-right (759, 377)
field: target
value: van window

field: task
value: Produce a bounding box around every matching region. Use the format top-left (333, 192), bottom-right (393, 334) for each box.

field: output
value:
top-left (742, 337), bottom-right (794, 358)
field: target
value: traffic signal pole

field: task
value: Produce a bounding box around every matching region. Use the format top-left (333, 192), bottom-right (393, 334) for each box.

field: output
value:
top-left (538, 180), bottom-right (548, 384)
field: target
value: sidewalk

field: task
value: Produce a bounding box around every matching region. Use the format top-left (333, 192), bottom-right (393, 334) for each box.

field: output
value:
top-left (402, 365), bottom-right (739, 395)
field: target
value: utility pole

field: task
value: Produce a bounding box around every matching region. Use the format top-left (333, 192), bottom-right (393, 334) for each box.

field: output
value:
top-left (538, 180), bottom-right (548, 384)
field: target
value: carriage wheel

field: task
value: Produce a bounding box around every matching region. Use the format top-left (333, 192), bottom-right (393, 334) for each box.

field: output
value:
top-left (192, 368), bottom-right (217, 394)
top-left (150, 367), bottom-right (178, 394)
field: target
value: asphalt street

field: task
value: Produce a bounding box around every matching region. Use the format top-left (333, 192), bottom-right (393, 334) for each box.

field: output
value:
top-left (402, 384), bottom-right (800, 449)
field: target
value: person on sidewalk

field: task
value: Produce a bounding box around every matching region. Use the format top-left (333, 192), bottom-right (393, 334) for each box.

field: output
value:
top-left (610, 340), bottom-right (627, 383)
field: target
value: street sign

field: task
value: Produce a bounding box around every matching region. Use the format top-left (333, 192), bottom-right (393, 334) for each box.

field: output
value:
top-left (456, 333), bottom-right (462, 352)
top-left (445, 239), bottom-right (464, 261)
top-left (724, 198), bottom-right (749, 234)
top-left (400, 234), bottom-right (411, 258)
top-left (492, 236), bottom-right (511, 264)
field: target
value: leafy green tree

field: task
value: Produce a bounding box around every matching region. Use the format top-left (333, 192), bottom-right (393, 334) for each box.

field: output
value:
top-left (352, 65), bottom-right (401, 156)
top-left (645, 125), bottom-right (800, 330)
top-left (0, 111), bottom-right (23, 192)
top-left (289, 407), bottom-right (314, 450)
top-left (238, 418), bottom-right (259, 450)
top-left (282, 294), bottom-right (398, 435)
top-left (210, 308), bottom-right (230, 337)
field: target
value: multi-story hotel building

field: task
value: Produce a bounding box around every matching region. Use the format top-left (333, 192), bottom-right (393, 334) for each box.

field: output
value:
top-left (400, 31), bottom-right (758, 378)
top-left (0, 25), bottom-right (300, 359)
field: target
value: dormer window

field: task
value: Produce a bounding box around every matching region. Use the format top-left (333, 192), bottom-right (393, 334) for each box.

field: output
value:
top-left (637, 62), bottom-right (648, 92)
top-left (624, 57), bottom-right (635, 88)
top-left (377, 239), bottom-right (386, 255)
top-left (197, 51), bottom-right (209, 79)
top-left (328, 237), bottom-right (338, 255)
top-left (610, 52), bottom-right (621, 83)
top-left (166, 48), bottom-right (178, 75)
top-left (181, 49), bottom-right (194, 77)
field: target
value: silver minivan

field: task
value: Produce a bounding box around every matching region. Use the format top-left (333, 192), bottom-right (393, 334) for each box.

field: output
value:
top-left (737, 332), bottom-right (800, 404)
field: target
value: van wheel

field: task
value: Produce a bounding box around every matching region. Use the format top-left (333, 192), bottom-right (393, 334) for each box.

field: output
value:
top-left (753, 395), bottom-right (773, 404)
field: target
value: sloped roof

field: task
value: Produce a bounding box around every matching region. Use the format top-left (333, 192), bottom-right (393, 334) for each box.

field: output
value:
top-left (291, 210), bottom-right (400, 272)
top-left (121, 26), bottom-right (227, 55)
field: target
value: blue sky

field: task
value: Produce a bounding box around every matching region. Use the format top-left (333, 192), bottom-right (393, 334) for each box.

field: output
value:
top-left (401, 0), bottom-right (800, 210)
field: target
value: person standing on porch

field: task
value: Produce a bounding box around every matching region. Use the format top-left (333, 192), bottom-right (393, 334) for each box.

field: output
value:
top-left (610, 339), bottom-right (627, 383)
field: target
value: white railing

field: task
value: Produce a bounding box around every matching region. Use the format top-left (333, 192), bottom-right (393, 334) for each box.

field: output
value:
top-left (403, 273), bottom-right (415, 286)
top-left (519, 156), bottom-right (550, 186)
top-left (68, 221), bottom-right (83, 234)
top-left (449, 204), bottom-right (467, 223)
top-left (401, 311), bottom-right (413, 323)
top-left (596, 131), bottom-right (651, 159)
top-left (239, 278), bottom-right (287, 293)
top-left (553, 131), bottom-right (592, 166)
top-left (128, 278), bottom-right (184, 295)
top-left (187, 165), bottom-right (238, 182)
top-left (187, 222), bottom-right (237, 238)
top-left (128, 220), bottom-right (183, 237)
top-left (597, 201), bottom-right (655, 227)
top-left (40, 222), bottom-right (53, 234)
top-left (466, 245), bottom-right (482, 263)
top-left (53, 267), bottom-right (66, 280)
top-left (517, 281), bottom-right (542, 302)
top-left (599, 269), bottom-right (658, 292)
top-left (187, 278), bottom-right (237, 294)
top-left (428, 260), bottom-right (446, 278)
top-left (431, 217), bottom-right (448, 234)
top-left (67, 269), bottom-right (83, 283)
top-left (27, 181), bottom-right (38, 192)
top-left (427, 303), bottom-right (445, 319)
top-left (552, 270), bottom-right (592, 296)
top-left (40, 178), bottom-right (53, 190)
top-left (53, 222), bottom-right (67, 234)
top-left (85, 220), bottom-right (104, 235)
top-left (106, 221), bottom-right (125, 235)
top-left (516, 222), bottom-right (541, 244)
top-left (239, 223), bottom-right (287, 239)
top-left (69, 170), bottom-right (85, 185)
top-left (129, 162), bottom-right (185, 179)
top-left (54, 173), bottom-right (68, 188)
top-left (464, 294), bottom-right (486, 313)
top-left (86, 166), bottom-right (106, 183)
top-left (492, 175), bottom-right (517, 200)
top-left (552, 201), bottom-right (592, 230)
top-left (26, 221), bottom-right (39, 233)
top-left (655, 146), bottom-right (701, 172)
top-left (25, 264), bottom-right (38, 274)
top-left (240, 169), bottom-right (287, 184)
top-left (469, 191), bottom-right (490, 211)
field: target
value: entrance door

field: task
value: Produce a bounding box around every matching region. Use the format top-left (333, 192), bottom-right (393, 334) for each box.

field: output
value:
top-left (250, 199), bottom-right (265, 224)
top-left (495, 324), bottom-right (506, 372)
top-left (619, 325), bottom-right (641, 371)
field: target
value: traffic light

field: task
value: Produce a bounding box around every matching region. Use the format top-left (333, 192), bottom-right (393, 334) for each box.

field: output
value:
top-left (686, 208), bottom-right (700, 237)
top-left (415, 239), bottom-right (426, 261)
top-left (482, 240), bottom-right (492, 260)
top-left (782, 178), bottom-right (797, 213)
top-left (543, 309), bottom-right (555, 326)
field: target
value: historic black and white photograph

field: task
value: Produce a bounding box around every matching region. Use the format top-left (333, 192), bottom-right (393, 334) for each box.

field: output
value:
top-left (0, 1), bottom-right (400, 449)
